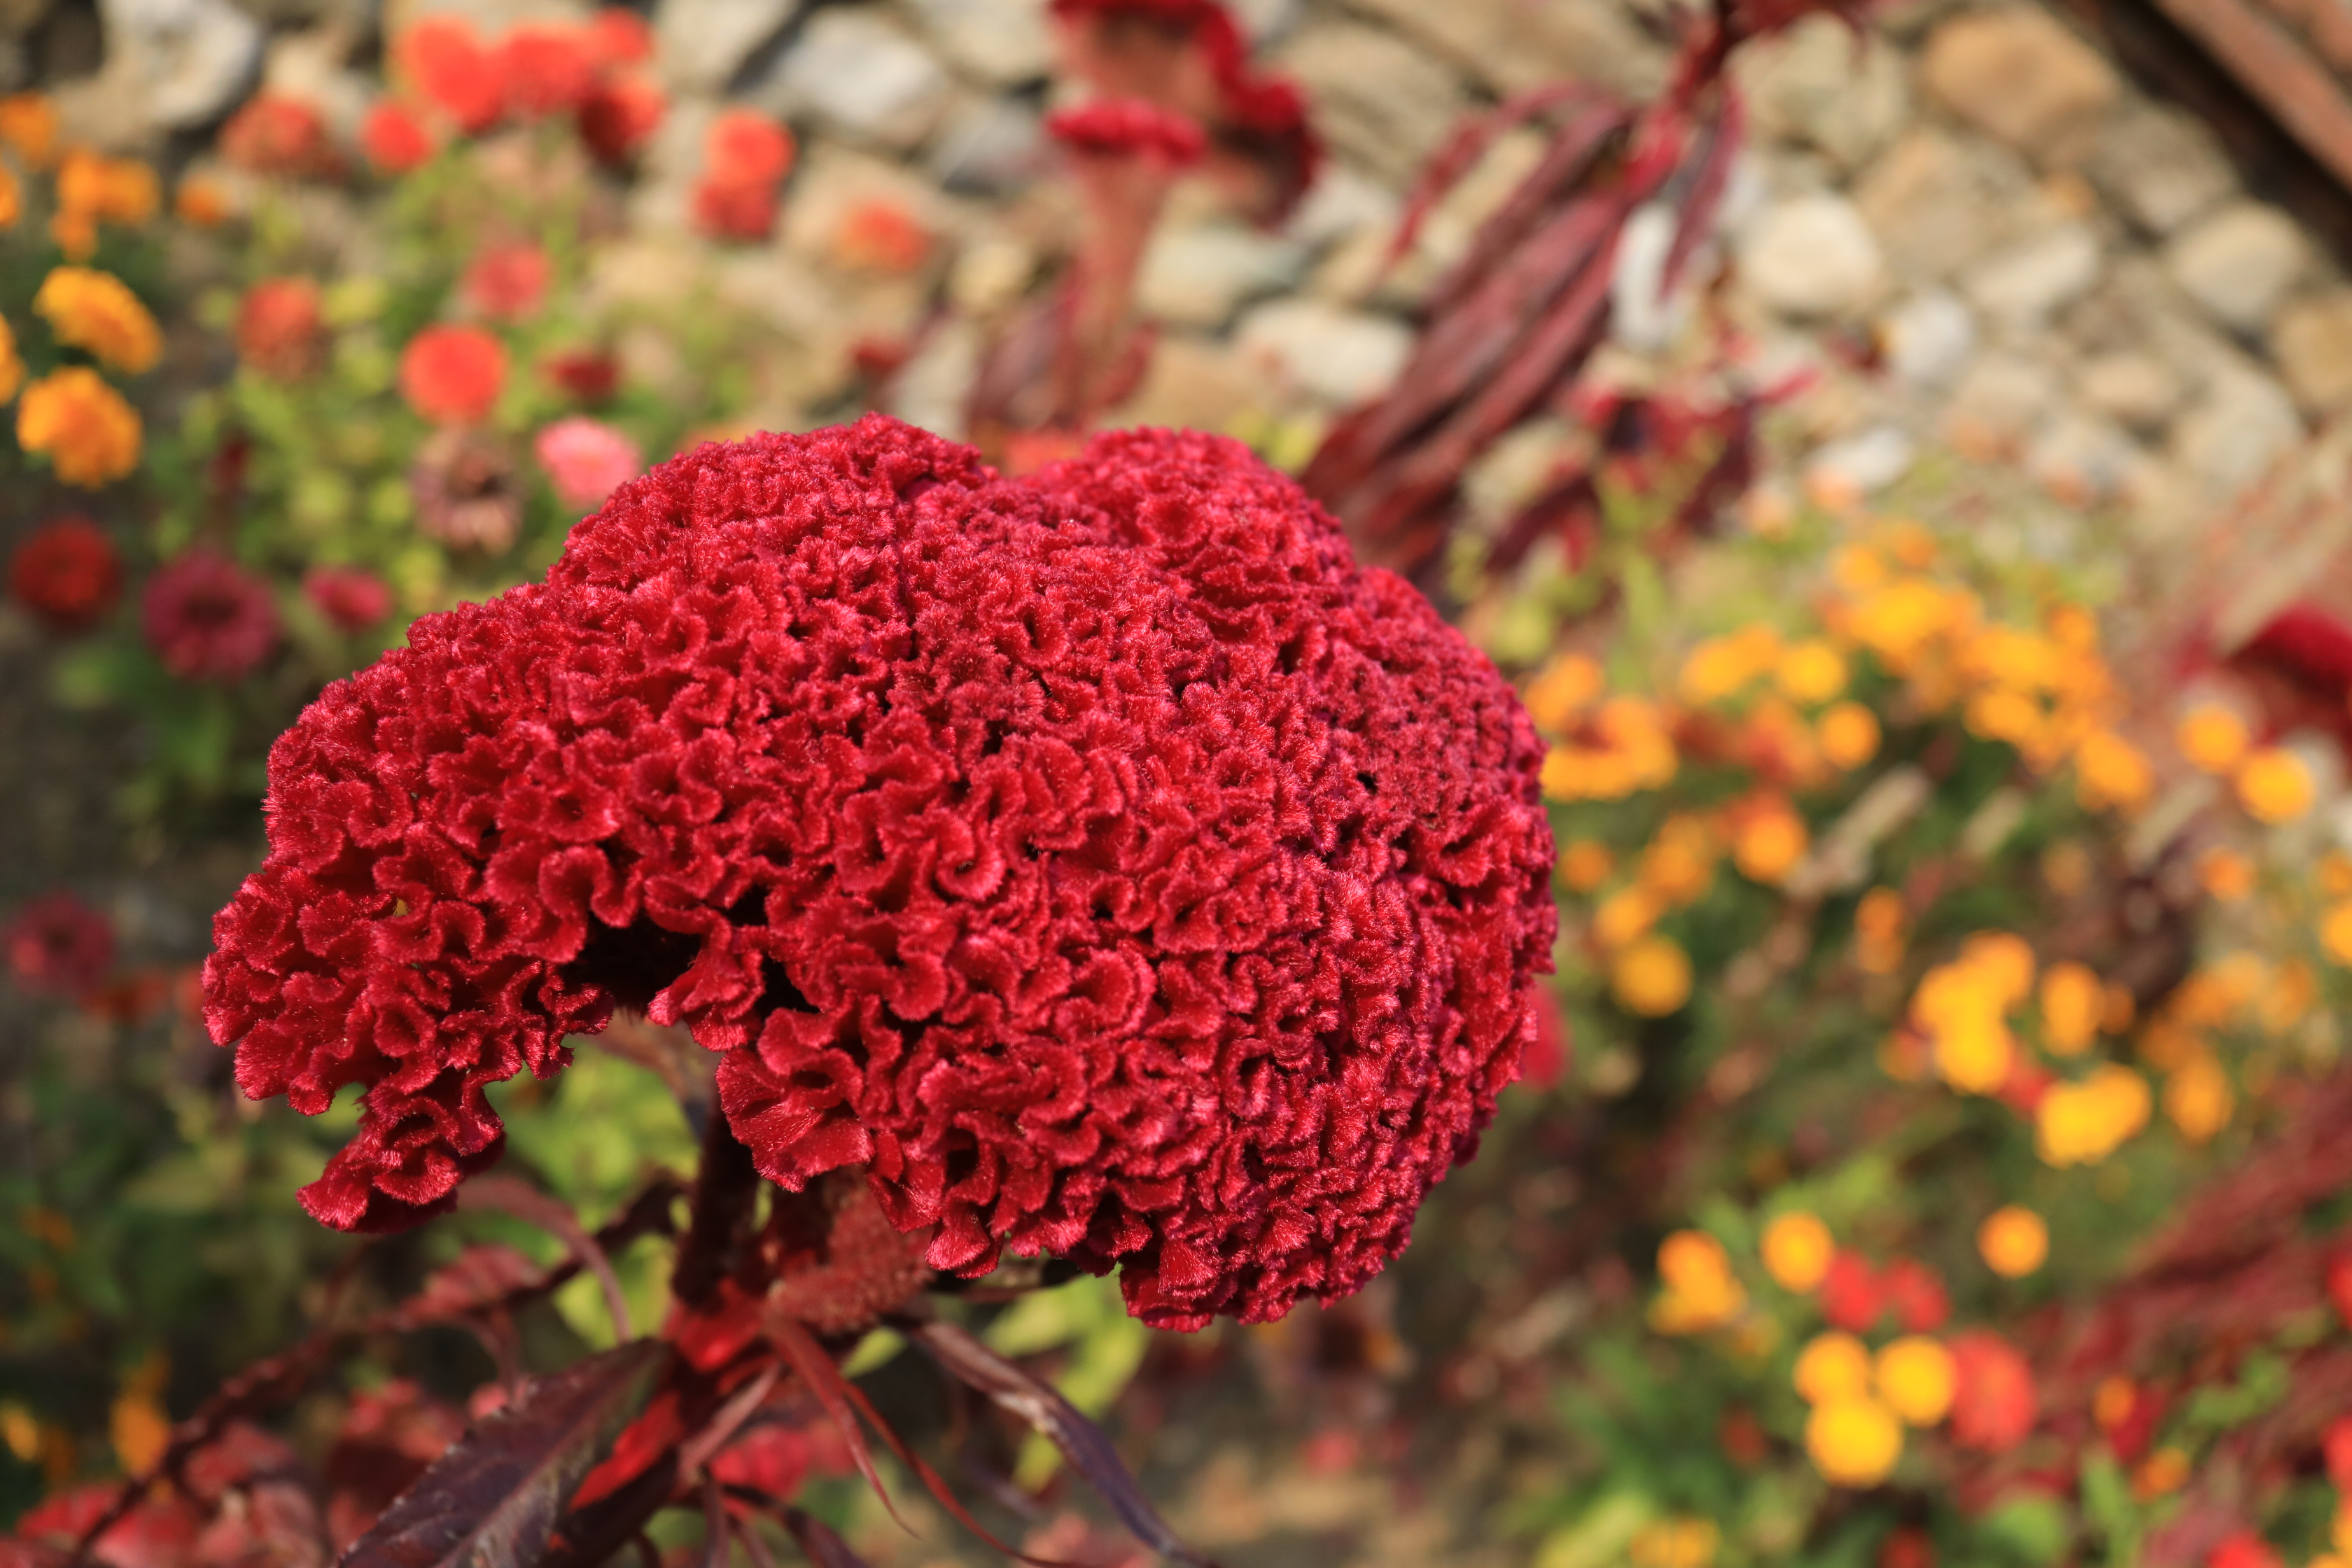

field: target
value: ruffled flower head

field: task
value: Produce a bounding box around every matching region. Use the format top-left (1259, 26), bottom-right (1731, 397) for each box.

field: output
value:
top-left (202, 416), bottom-right (1555, 1329)
top-left (5, 891), bottom-right (114, 998)
top-left (497, 24), bottom-right (599, 118)
top-left (692, 111), bottom-right (794, 240)
top-left (398, 17), bottom-right (504, 134)
top-left (143, 552), bottom-right (282, 682)
top-left (18, 368), bottom-right (141, 487)
top-left (34, 267), bottom-right (161, 375)
top-left (10, 515), bottom-right (122, 633)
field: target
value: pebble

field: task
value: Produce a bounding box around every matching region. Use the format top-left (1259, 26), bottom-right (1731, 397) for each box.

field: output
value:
top-left (1852, 129), bottom-right (2031, 279)
top-left (1806, 426), bottom-right (1916, 497)
top-left (755, 10), bottom-right (951, 152)
top-left (1919, 6), bottom-right (2119, 160)
top-left (1738, 192), bottom-right (1886, 319)
top-left (656, 0), bottom-right (798, 94)
top-left (1963, 222), bottom-right (2102, 327)
top-left (2173, 368), bottom-right (2304, 496)
top-left (1233, 299), bottom-right (1413, 405)
top-left (904, 0), bottom-right (1052, 86)
top-left (1945, 354), bottom-right (2062, 450)
top-left (2076, 351), bottom-right (2184, 431)
top-left (99, 0), bottom-right (264, 130)
top-left (2164, 202), bottom-right (2309, 332)
top-left (1137, 223), bottom-right (1310, 330)
top-left (1736, 15), bottom-right (1907, 170)
top-left (925, 93), bottom-right (1045, 196)
top-left (2273, 291), bottom-right (2352, 416)
top-left (1879, 291), bottom-right (1977, 387)
top-left (1274, 22), bottom-right (1467, 185)
top-left (2089, 105), bottom-right (2235, 234)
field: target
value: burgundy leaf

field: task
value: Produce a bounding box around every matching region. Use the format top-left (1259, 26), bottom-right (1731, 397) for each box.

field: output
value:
top-left (907, 1321), bottom-right (1215, 1568)
top-left (337, 1341), bottom-right (666, 1568)
top-left (780, 1510), bottom-right (870, 1568)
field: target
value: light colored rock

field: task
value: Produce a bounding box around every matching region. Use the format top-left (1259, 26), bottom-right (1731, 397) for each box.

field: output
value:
top-left (2165, 202), bottom-right (2308, 332)
top-left (1225, 0), bottom-right (1302, 43)
top-left (1138, 223), bottom-right (1310, 330)
top-left (1735, 14), bottom-right (1907, 169)
top-left (1919, 5), bottom-right (2118, 161)
top-left (1275, 22), bottom-right (1466, 185)
top-left (1114, 335), bottom-right (1267, 429)
top-left (905, 0), bottom-right (1051, 85)
top-left (1610, 202), bottom-right (1690, 352)
top-left (926, 94), bottom-right (1044, 195)
top-left (1963, 222), bottom-right (2101, 327)
top-left (1880, 291), bottom-right (1977, 386)
top-left (2173, 368), bottom-right (2303, 496)
top-left (657, 0), bottom-right (797, 93)
top-left (1807, 426), bottom-right (1915, 496)
top-left (99, 0), bottom-right (264, 130)
top-left (886, 317), bottom-right (980, 440)
top-left (2089, 105), bottom-right (2234, 234)
top-left (1336, 0), bottom-right (1669, 98)
top-left (757, 10), bottom-right (952, 151)
top-left (2273, 292), bottom-right (2352, 415)
top-left (1282, 162), bottom-right (1400, 251)
top-left (1852, 128), bottom-right (2033, 279)
top-left (1234, 299), bottom-right (1413, 405)
top-left (948, 232), bottom-right (1037, 315)
top-left (260, 27), bottom-right (370, 140)
top-left (1738, 192), bottom-right (1885, 319)
top-left (2028, 412), bottom-right (2141, 501)
top-left (2076, 352), bottom-right (2183, 431)
top-left (1945, 354), bottom-right (2062, 449)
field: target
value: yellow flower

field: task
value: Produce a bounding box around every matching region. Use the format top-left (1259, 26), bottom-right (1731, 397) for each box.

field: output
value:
top-left (1679, 632), bottom-right (1769, 705)
top-left (1830, 544), bottom-right (1887, 594)
top-left (1794, 1332), bottom-right (1873, 1404)
top-left (1651, 1230), bottom-right (1744, 1334)
top-left (1761, 1212), bottom-right (1834, 1293)
top-left (2324, 853), bottom-right (2352, 897)
top-left (55, 150), bottom-right (158, 223)
top-left (1806, 1396), bottom-right (1903, 1487)
top-left (2132, 1446), bottom-right (2189, 1500)
top-left (1593, 886), bottom-right (1660, 948)
top-left (2323, 904), bottom-right (2352, 967)
top-left (2261, 959), bottom-right (2314, 1033)
top-left (2164, 1054), bottom-right (2232, 1143)
top-left (0, 93), bottom-right (58, 167)
top-left (0, 1403), bottom-right (36, 1463)
top-left (1875, 1336), bottom-right (1956, 1426)
top-left (2176, 705), bottom-right (2249, 773)
top-left (1965, 687), bottom-right (2043, 748)
top-left (1977, 1205), bottom-right (2048, 1278)
top-left (1848, 579), bottom-right (1954, 668)
top-left (1931, 1009), bottom-right (2014, 1094)
top-left (34, 267), bottom-right (161, 375)
top-left (1732, 802), bottom-right (1807, 885)
top-left (111, 1389), bottom-right (169, 1476)
top-left (1639, 815), bottom-right (1717, 904)
top-left (2236, 747), bottom-right (2316, 823)
top-left (0, 314), bottom-right (20, 405)
top-left (2036, 1064), bottom-right (2151, 1167)
top-left (1884, 519), bottom-right (1937, 568)
top-left (1525, 652), bottom-right (1604, 735)
top-left (2074, 730), bottom-right (2153, 813)
top-left (2197, 848), bottom-right (2255, 902)
top-left (1611, 935), bottom-right (1692, 1016)
top-left (17, 367), bottom-right (140, 487)
top-left (1558, 839), bottom-right (1614, 893)
top-left (1961, 933), bottom-right (2036, 1006)
top-left (2102, 983), bottom-right (2136, 1035)
top-left (2337, 1499), bottom-right (2352, 1560)
top-left (1776, 639), bottom-right (1847, 705)
top-left (2036, 961), bottom-right (2103, 1056)
top-left (1817, 701), bottom-right (1881, 769)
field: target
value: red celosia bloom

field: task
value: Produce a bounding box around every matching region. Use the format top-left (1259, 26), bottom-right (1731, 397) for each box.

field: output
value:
top-left (498, 22), bottom-right (599, 119)
top-left (5, 890), bottom-right (114, 997)
top-left (545, 347), bottom-right (620, 403)
top-left (1819, 1250), bottom-right (1884, 1333)
top-left (578, 74), bottom-right (664, 167)
top-left (10, 515), bottom-right (122, 633)
top-left (692, 111), bottom-right (795, 239)
top-left (399, 324), bottom-right (507, 424)
top-left (1046, 99), bottom-right (1206, 164)
top-left (220, 94), bottom-right (337, 178)
top-left (236, 277), bottom-right (324, 381)
top-left (461, 242), bottom-right (552, 322)
top-left (361, 100), bottom-right (437, 174)
top-left (589, 8), bottom-right (654, 67)
top-left (1881, 1257), bottom-right (1949, 1332)
top-left (399, 17), bottom-right (504, 134)
top-left (2208, 1536), bottom-right (2282, 1568)
top-left (203, 416), bottom-right (1556, 1330)
top-left (1947, 1330), bottom-right (2037, 1453)
top-left (143, 551), bottom-right (282, 682)
top-left (304, 566), bottom-right (393, 634)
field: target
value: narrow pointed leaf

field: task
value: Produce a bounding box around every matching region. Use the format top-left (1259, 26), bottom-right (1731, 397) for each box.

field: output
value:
top-left (780, 1511), bottom-right (871, 1568)
top-left (338, 1341), bottom-right (666, 1568)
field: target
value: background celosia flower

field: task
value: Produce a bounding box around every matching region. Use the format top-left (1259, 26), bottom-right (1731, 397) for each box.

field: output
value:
top-left (4, 890), bottom-right (114, 998)
top-left (398, 324), bottom-right (506, 424)
top-left (142, 552), bottom-right (282, 682)
top-left (237, 279), bottom-right (324, 381)
top-left (303, 566), bottom-right (393, 634)
top-left (411, 426), bottom-right (522, 551)
top-left (219, 95), bottom-right (337, 178)
top-left (1947, 1329), bottom-right (2036, 1452)
top-left (533, 416), bottom-right (640, 508)
top-left (587, 8), bottom-right (654, 66)
top-left (461, 243), bottom-right (551, 323)
top-left (18, 368), bottom-right (141, 487)
top-left (203, 416), bottom-right (1556, 1331)
top-left (578, 76), bottom-right (664, 167)
top-left (360, 102), bottom-right (436, 174)
top-left (496, 23), bottom-right (598, 118)
top-left (544, 347), bottom-right (620, 404)
top-left (34, 267), bottom-right (161, 375)
top-left (692, 111), bottom-right (794, 239)
top-left (398, 18), bottom-right (503, 134)
top-left (10, 515), bottom-right (122, 633)
top-left (1046, 99), bottom-right (1207, 164)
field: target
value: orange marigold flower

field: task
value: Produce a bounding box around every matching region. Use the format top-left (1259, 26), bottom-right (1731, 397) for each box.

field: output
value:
top-left (1875, 1336), bottom-right (1956, 1426)
top-left (399, 324), bottom-right (506, 424)
top-left (1795, 1332), bottom-right (1872, 1404)
top-left (2176, 704), bottom-right (2248, 773)
top-left (1762, 1212), bottom-right (1833, 1293)
top-left (34, 267), bottom-right (160, 375)
top-left (1976, 1205), bottom-right (2047, 1278)
top-left (55, 150), bottom-right (158, 224)
top-left (1806, 1396), bottom-right (1902, 1487)
top-left (0, 93), bottom-right (58, 167)
top-left (17, 368), bottom-right (141, 487)
top-left (2235, 747), bottom-right (2315, 823)
top-left (0, 162), bottom-right (17, 228)
top-left (174, 174), bottom-right (230, 227)
top-left (1558, 839), bottom-right (1612, 892)
top-left (0, 314), bottom-right (21, 404)
top-left (1818, 701), bottom-right (1879, 769)
top-left (1611, 934), bottom-right (1692, 1017)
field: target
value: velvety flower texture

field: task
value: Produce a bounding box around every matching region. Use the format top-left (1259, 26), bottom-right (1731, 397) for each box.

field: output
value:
top-left (203, 416), bottom-right (1555, 1328)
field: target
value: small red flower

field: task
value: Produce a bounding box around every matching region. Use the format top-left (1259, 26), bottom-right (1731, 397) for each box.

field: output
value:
top-left (1948, 1330), bottom-right (2037, 1453)
top-left (588, 8), bottom-right (654, 66)
top-left (304, 566), bottom-right (393, 634)
top-left (1819, 1250), bottom-right (1885, 1333)
top-left (2325, 1413), bottom-right (2352, 1490)
top-left (220, 94), bottom-right (337, 178)
top-left (544, 348), bottom-right (620, 404)
top-left (461, 242), bottom-right (551, 323)
top-left (832, 200), bottom-right (932, 273)
top-left (1878, 1529), bottom-right (1935, 1568)
top-left (236, 278), bottom-right (324, 381)
top-left (398, 17), bottom-right (503, 134)
top-left (692, 111), bottom-right (794, 239)
top-left (400, 324), bottom-right (507, 424)
top-left (578, 74), bottom-right (664, 167)
top-left (497, 23), bottom-right (599, 118)
top-left (2328, 1250), bottom-right (2352, 1329)
top-left (10, 515), bottom-right (122, 633)
top-left (143, 551), bottom-right (282, 682)
top-left (360, 100), bottom-right (436, 174)
top-left (692, 178), bottom-right (778, 241)
top-left (2208, 1535), bottom-right (2281, 1568)
top-left (1882, 1258), bottom-right (1949, 1333)
top-left (5, 891), bottom-right (114, 998)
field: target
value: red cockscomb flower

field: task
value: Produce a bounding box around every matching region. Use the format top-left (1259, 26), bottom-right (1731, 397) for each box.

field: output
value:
top-left (461, 242), bottom-right (551, 322)
top-left (143, 551), bottom-right (282, 681)
top-left (202, 416), bottom-right (1557, 1331)
top-left (398, 17), bottom-right (503, 134)
top-left (304, 566), bottom-right (393, 634)
top-left (220, 94), bottom-right (337, 178)
top-left (400, 324), bottom-right (507, 424)
top-left (10, 515), bottom-right (122, 633)
top-left (1948, 1329), bottom-right (2037, 1453)
top-left (237, 278), bottom-right (324, 381)
top-left (578, 74), bottom-right (664, 167)
top-left (497, 22), bottom-right (598, 118)
top-left (361, 101), bottom-right (437, 174)
top-left (5, 891), bottom-right (114, 997)
top-left (1046, 99), bottom-right (1206, 164)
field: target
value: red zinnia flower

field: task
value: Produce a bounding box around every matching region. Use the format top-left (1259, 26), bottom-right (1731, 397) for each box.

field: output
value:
top-left (1882, 1257), bottom-right (1949, 1332)
top-left (10, 515), bottom-right (122, 633)
top-left (2328, 1414), bottom-right (2352, 1490)
top-left (497, 23), bottom-right (599, 119)
top-left (220, 94), bottom-right (337, 178)
top-left (545, 348), bottom-right (620, 403)
top-left (304, 566), bottom-right (393, 634)
top-left (578, 75), bottom-right (664, 167)
top-left (461, 242), bottom-right (551, 323)
top-left (237, 277), bottom-right (324, 381)
top-left (1947, 1330), bottom-right (2037, 1453)
top-left (361, 101), bottom-right (437, 174)
top-left (202, 416), bottom-right (1558, 1331)
top-left (398, 17), bottom-right (503, 134)
top-left (692, 178), bottom-right (777, 241)
top-left (692, 111), bottom-right (794, 240)
top-left (5, 890), bottom-right (114, 997)
top-left (143, 551), bottom-right (282, 681)
top-left (1819, 1250), bottom-right (1885, 1333)
top-left (588, 8), bottom-right (654, 67)
top-left (400, 324), bottom-right (507, 424)
top-left (2208, 1536), bottom-right (2281, 1568)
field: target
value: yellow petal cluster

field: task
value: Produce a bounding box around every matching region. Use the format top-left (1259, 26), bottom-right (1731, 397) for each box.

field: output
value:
top-left (2036, 1063), bottom-right (2151, 1167)
top-left (34, 267), bottom-right (161, 374)
top-left (1977, 1205), bottom-right (2048, 1278)
top-left (1651, 1230), bottom-right (1744, 1334)
top-left (17, 366), bottom-right (141, 486)
top-left (1761, 1211), bottom-right (1834, 1293)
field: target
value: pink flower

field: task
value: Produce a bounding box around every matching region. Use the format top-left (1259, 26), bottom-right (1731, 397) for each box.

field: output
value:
top-left (142, 551), bottom-right (281, 681)
top-left (304, 566), bottom-right (393, 634)
top-left (5, 891), bottom-right (113, 997)
top-left (533, 416), bottom-right (641, 509)
top-left (461, 243), bottom-right (550, 323)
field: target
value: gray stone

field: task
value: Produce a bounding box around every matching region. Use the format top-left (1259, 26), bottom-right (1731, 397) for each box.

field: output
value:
top-left (1233, 298), bottom-right (1413, 405)
top-left (0, 0), bottom-right (49, 35)
top-left (1114, 335), bottom-right (1266, 429)
top-left (1737, 192), bottom-right (1885, 320)
top-left (657, 0), bottom-right (797, 93)
top-left (2076, 351), bottom-right (2183, 432)
top-left (926, 94), bottom-right (1045, 195)
top-left (905, 0), bottom-right (1051, 85)
top-left (1963, 222), bottom-right (2101, 327)
top-left (99, 0), bottom-right (264, 130)
top-left (1281, 162), bottom-right (1400, 251)
top-left (1919, 5), bottom-right (2118, 162)
top-left (2173, 367), bottom-right (2303, 496)
top-left (1945, 353), bottom-right (2062, 449)
top-left (2028, 412), bottom-right (2141, 501)
top-left (1806, 427), bottom-right (1916, 496)
top-left (1336, 0), bottom-right (1668, 97)
top-left (2089, 105), bottom-right (2235, 234)
top-left (2272, 290), bottom-right (2352, 416)
top-left (260, 27), bottom-right (369, 140)
top-left (1225, 0), bottom-right (1301, 43)
top-left (1137, 223), bottom-right (1309, 330)
top-left (1852, 128), bottom-right (2034, 280)
top-left (886, 317), bottom-right (980, 441)
top-left (1610, 202), bottom-right (1688, 353)
top-left (757, 10), bottom-right (952, 152)
top-left (1879, 290), bottom-right (1977, 386)
top-left (1275, 22), bottom-right (1466, 185)
top-left (1735, 14), bottom-right (1906, 169)
top-left (2165, 202), bottom-right (2309, 332)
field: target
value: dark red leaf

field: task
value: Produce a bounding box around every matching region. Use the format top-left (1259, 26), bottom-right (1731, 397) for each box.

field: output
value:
top-left (780, 1510), bottom-right (870, 1568)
